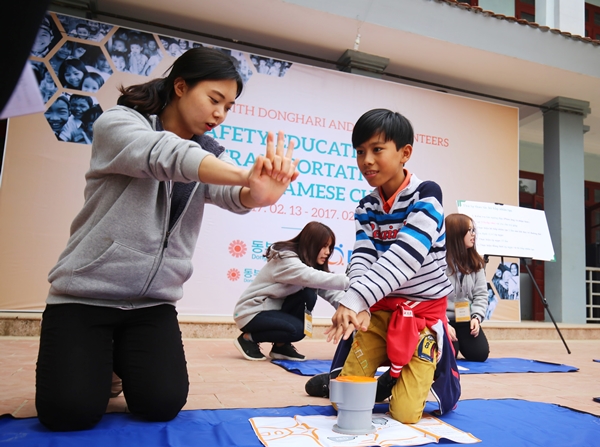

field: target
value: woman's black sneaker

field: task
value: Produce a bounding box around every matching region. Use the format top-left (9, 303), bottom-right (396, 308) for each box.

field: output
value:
top-left (234, 334), bottom-right (266, 361)
top-left (269, 343), bottom-right (306, 361)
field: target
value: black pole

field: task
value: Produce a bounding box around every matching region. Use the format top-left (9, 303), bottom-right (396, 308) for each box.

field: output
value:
top-left (523, 260), bottom-right (571, 354)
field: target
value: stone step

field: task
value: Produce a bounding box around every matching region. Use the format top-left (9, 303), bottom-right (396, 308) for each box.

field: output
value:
top-left (1, 313), bottom-right (599, 341)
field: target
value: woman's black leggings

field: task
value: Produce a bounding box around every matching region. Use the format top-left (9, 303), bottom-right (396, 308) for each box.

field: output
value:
top-left (449, 320), bottom-right (490, 362)
top-left (35, 303), bottom-right (189, 431)
top-left (241, 288), bottom-right (317, 344)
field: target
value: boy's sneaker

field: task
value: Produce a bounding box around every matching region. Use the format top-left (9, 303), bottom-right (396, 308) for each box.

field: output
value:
top-left (375, 368), bottom-right (397, 402)
top-left (305, 372), bottom-right (330, 397)
top-left (269, 343), bottom-right (306, 361)
top-left (234, 334), bottom-right (267, 361)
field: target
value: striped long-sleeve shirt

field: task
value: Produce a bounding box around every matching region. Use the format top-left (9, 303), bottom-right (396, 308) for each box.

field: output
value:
top-left (339, 173), bottom-right (453, 314)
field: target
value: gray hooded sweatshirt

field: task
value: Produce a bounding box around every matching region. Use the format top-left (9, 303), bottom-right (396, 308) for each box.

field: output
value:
top-left (47, 106), bottom-right (249, 309)
top-left (445, 268), bottom-right (488, 322)
top-left (233, 248), bottom-right (349, 329)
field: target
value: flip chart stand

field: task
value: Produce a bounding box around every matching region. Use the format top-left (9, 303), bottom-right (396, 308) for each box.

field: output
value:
top-left (521, 258), bottom-right (571, 354)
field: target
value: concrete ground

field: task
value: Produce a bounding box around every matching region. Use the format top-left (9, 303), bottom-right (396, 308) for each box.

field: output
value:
top-left (0, 337), bottom-right (598, 419)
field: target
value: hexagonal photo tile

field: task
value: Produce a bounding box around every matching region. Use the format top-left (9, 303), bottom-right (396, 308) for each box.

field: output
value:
top-left (30, 14), bottom-right (62, 58)
top-left (29, 60), bottom-right (58, 104)
top-left (249, 54), bottom-right (292, 78)
top-left (106, 29), bottom-right (163, 76)
top-left (44, 93), bottom-right (103, 144)
top-left (158, 36), bottom-right (203, 58)
top-left (56, 15), bottom-right (113, 42)
top-left (212, 47), bottom-right (253, 84)
top-left (52, 42), bottom-right (112, 91)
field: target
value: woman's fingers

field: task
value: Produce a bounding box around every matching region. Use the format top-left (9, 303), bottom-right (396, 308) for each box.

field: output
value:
top-left (264, 131), bottom-right (275, 161)
top-left (261, 131), bottom-right (297, 182)
top-left (260, 155), bottom-right (273, 177)
top-left (285, 133), bottom-right (295, 159)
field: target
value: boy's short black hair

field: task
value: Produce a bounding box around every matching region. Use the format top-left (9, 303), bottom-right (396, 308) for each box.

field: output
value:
top-left (352, 108), bottom-right (414, 150)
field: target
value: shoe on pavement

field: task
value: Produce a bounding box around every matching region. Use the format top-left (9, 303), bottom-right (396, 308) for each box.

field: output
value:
top-left (375, 368), bottom-right (397, 402)
top-left (305, 372), bottom-right (330, 397)
top-left (269, 343), bottom-right (306, 361)
top-left (234, 334), bottom-right (267, 361)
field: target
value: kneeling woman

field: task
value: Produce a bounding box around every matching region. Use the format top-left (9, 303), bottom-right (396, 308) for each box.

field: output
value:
top-left (233, 222), bottom-right (348, 361)
top-left (445, 213), bottom-right (490, 362)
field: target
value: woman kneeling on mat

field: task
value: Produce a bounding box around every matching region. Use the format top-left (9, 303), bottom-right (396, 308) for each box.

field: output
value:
top-left (35, 47), bottom-right (298, 432)
top-left (233, 221), bottom-right (348, 361)
top-left (445, 213), bottom-right (490, 362)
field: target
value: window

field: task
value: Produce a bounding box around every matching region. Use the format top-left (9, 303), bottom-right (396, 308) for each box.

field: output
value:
top-left (515, 0), bottom-right (535, 21)
top-left (585, 181), bottom-right (600, 245)
top-left (585, 3), bottom-right (600, 39)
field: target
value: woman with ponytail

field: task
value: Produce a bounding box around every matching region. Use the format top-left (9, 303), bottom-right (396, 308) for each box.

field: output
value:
top-left (35, 47), bottom-right (298, 431)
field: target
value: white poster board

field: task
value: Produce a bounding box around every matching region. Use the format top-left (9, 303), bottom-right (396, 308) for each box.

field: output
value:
top-left (456, 200), bottom-right (555, 261)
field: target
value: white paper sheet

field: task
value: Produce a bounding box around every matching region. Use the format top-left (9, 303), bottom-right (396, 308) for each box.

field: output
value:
top-left (250, 412), bottom-right (480, 447)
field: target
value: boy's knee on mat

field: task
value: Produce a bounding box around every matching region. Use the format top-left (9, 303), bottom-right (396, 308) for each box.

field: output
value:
top-left (389, 404), bottom-right (423, 424)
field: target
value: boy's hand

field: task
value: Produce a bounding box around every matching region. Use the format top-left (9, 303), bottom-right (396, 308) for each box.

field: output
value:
top-left (447, 324), bottom-right (458, 342)
top-left (325, 306), bottom-right (369, 344)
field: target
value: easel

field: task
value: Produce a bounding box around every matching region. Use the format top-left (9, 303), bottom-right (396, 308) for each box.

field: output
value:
top-left (458, 201), bottom-right (570, 354)
top-left (521, 258), bottom-right (571, 354)
top-left (487, 254), bottom-right (571, 354)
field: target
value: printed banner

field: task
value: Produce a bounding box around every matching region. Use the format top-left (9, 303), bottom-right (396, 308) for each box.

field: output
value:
top-left (0, 13), bottom-right (519, 321)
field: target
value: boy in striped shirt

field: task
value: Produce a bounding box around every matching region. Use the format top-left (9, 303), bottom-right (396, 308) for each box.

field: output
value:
top-left (325, 109), bottom-right (457, 424)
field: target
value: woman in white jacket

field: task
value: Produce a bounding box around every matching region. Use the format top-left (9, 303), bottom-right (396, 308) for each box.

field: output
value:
top-left (445, 213), bottom-right (490, 362)
top-left (234, 222), bottom-right (348, 361)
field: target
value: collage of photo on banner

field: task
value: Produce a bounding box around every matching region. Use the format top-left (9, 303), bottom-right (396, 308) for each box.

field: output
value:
top-left (29, 13), bottom-right (292, 144)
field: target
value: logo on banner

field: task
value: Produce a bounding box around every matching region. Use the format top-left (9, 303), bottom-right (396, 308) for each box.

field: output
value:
top-left (328, 244), bottom-right (353, 267)
top-left (228, 240), bottom-right (247, 258)
top-left (227, 268), bottom-right (241, 281)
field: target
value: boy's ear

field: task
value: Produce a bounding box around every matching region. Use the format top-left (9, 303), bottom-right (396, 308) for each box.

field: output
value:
top-left (400, 144), bottom-right (412, 164)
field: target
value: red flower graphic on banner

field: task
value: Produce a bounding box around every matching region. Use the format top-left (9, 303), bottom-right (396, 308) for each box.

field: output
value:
top-left (228, 240), bottom-right (247, 258)
top-left (227, 268), bottom-right (241, 281)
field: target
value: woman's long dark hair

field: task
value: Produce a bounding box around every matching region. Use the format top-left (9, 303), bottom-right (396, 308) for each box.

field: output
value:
top-left (445, 213), bottom-right (485, 276)
top-left (267, 221), bottom-right (336, 272)
top-left (117, 47), bottom-right (244, 115)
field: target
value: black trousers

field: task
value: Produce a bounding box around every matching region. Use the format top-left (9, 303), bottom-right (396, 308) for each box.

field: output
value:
top-left (241, 288), bottom-right (317, 344)
top-left (35, 303), bottom-right (189, 431)
top-left (449, 320), bottom-right (490, 362)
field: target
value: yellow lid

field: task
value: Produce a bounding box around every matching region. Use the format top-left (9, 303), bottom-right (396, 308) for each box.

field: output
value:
top-left (335, 375), bottom-right (377, 383)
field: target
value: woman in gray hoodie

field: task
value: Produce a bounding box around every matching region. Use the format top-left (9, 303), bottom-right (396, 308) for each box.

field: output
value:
top-left (445, 213), bottom-right (490, 362)
top-left (35, 47), bottom-right (298, 431)
top-left (234, 222), bottom-right (348, 362)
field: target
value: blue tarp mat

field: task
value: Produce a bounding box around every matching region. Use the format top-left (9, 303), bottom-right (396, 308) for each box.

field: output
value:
top-left (0, 399), bottom-right (598, 446)
top-left (271, 357), bottom-right (578, 376)
top-left (456, 357), bottom-right (578, 374)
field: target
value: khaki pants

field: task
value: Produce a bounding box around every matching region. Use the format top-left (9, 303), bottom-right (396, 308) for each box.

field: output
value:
top-left (339, 310), bottom-right (437, 423)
